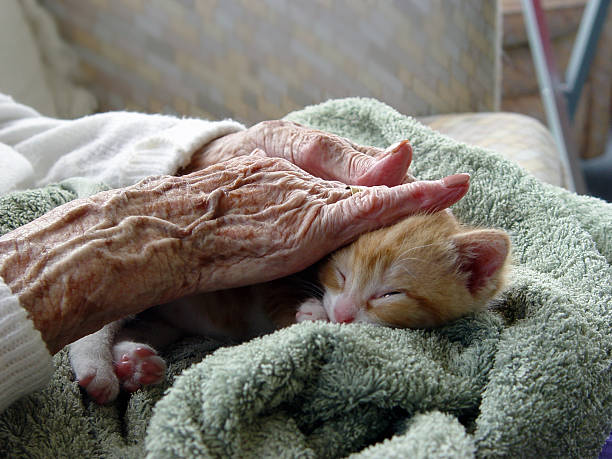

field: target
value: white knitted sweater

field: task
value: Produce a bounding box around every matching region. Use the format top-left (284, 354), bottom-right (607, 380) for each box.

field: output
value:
top-left (0, 93), bottom-right (245, 411)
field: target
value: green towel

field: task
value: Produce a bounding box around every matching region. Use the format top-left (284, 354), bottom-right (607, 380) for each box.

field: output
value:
top-left (1, 98), bottom-right (611, 458)
top-left (0, 177), bottom-right (109, 236)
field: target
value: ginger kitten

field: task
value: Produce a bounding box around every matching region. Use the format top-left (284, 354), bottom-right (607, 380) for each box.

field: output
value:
top-left (70, 210), bottom-right (510, 404)
top-left (309, 210), bottom-right (511, 328)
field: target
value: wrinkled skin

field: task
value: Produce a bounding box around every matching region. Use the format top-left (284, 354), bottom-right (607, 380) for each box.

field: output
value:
top-left (181, 120), bottom-right (416, 186)
top-left (0, 123), bottom-right (469, 354)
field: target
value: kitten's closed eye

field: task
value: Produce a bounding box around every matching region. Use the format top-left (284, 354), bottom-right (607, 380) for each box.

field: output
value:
top-left (369, 291), bottom-right (411, 311)
top-left (336, 269), bottom-right (345, 284)
top-left (380, 291), bottom-right (403, 298)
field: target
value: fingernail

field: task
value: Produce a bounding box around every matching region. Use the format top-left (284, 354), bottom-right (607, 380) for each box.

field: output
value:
top-left (442, 173), bottom-right (470, 188)
top-left (385, 139), bottom-right (410, 155)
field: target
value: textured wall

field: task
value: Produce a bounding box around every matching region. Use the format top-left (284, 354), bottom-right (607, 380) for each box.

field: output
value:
top-left (41, 0), bottom-right (500, 124)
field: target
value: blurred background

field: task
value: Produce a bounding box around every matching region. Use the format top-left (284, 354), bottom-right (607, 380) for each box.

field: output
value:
top-left (1, 0), bottom-right (610, 200)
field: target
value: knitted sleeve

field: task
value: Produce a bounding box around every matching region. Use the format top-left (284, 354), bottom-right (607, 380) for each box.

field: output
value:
top-left (0, 281), bottom-right (54, 412)
top-left (0, 93), bottom-right (246, 191)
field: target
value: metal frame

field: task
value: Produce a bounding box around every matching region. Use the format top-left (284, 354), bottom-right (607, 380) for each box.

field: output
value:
top-left (565, 0), bottom-right (611, 118)
top-left (520, 0), bottom-right (610, 194)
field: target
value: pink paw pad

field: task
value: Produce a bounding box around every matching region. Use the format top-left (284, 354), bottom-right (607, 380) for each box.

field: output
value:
top-left (113, 344), bottom-right (166, 393)
top-left (75, 368), bottom-right (119, 405)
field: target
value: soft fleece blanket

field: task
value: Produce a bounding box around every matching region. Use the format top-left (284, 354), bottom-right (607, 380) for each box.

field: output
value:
top-left (1, 98), bottom-right (611, 458)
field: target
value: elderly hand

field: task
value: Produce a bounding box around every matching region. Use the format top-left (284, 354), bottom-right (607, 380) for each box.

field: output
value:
top-left (181, 120), bottom-right (416, 186)
top-left (0, 153), bottom-right (468, 354)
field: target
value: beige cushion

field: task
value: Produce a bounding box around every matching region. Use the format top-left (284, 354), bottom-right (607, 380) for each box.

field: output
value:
top-left (418, 112), bottom-right (569, 189)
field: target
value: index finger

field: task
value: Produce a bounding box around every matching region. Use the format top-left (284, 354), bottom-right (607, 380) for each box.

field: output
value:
top-left (329, 173), bottom-right (470, 245)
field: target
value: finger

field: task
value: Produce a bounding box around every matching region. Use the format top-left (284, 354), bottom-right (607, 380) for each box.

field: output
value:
top-left (301, 138), bottom-right (412, 186)
top-left (353, 140), bottom-right (413, 187)
top-left (328, 173), bottom-right (470, 244)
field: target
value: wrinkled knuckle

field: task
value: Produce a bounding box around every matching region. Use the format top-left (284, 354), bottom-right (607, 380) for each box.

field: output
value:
top-left (405, 181), bottom-right (427, 201)
top-left (343, 190), bottom-right (371, 215)
top-left (346, 150), bottom-right (369, 177)
top-left (358, 186), bottom-right (393, 214)
top-left (361, 191), bottom-right (383, 213)
top-left (296, 132), bottom-right (320, 161)
top-left (325, 187), bottom-right (350, 205)
top-left (311, 132), bottom-right (329, 150)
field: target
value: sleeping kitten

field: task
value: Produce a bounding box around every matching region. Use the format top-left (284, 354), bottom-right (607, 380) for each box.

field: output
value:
top-left (70, 210), bottom-right (510, 404)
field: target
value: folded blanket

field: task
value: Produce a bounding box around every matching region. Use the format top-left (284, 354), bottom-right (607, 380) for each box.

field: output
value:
top-left (1, 98), bottom-right (611, 458)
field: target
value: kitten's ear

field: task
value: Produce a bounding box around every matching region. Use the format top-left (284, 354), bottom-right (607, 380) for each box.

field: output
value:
top-left (451, 230), bottom-right (510, 295)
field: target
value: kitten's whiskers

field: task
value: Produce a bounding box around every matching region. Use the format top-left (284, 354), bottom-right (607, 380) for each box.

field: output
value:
top-left (297, 279), bottom-right (324, 298)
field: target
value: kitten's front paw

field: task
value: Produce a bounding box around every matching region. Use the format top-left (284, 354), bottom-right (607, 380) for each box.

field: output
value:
top-left (112, 341), bottom-right (166, 392)
top-left (296, 298), bottom-right (329, 323)
top-left (73, 363), bottom-right (120, 405)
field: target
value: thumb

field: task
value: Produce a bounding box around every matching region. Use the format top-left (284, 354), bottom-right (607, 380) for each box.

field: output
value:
top-left (299, 139), bottom-right (412, 187)
top-left (352, 140), bottom-right (413, 187)
top-left (328, 173), bottom-right (470, 245)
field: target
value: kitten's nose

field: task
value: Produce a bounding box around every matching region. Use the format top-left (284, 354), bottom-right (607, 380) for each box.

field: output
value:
top-left (334, 298), bottom-right (357, 324)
